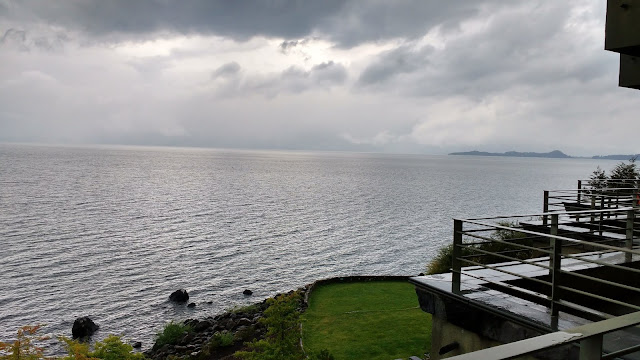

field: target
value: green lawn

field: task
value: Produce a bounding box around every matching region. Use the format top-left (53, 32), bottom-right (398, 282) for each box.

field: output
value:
top-left (301, 280), bottom-right (431, 360)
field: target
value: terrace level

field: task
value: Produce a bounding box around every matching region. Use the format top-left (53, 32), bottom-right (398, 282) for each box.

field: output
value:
top-left (411, 203), bottom-right (640, 359)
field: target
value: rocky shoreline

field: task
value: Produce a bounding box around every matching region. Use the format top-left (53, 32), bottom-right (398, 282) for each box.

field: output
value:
top-left (144, 275), bottom-right (409, 360)
top-left (145, 287), bottom-right (309, 360)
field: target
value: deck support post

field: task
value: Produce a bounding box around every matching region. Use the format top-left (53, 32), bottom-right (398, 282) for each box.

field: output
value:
top-left (579, 335), bottom-right (602, 360)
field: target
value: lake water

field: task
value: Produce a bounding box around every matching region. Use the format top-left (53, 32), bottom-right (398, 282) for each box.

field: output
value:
top-left (0, 143), bottom-right (615, 351)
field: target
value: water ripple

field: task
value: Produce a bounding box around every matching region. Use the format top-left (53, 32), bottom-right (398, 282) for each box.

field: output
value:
top-left (0, 144), bottom-right (607, 353)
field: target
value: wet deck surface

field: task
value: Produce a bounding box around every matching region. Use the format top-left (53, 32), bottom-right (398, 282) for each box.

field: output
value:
top-left (410, 251), bottom-right (640, 358)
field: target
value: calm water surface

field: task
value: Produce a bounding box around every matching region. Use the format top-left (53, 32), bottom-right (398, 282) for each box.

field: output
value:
top-left (0, 144), bottom-right (614, 351)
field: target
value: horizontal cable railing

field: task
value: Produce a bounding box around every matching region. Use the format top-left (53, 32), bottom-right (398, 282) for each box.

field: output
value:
top-left (451, 207), bottom-right (640, 322)
top-left (441, 178), bottom-right (640, 359)
top-left (445, 311), bottom-right (640, 360)
top-left (577, 178), bottom-right (640, 189)
top-left (542, 187), bottom-right (638, 222)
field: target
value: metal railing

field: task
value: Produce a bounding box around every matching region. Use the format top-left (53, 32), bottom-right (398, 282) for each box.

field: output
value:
top-left (449, 207), bottom-right (640, 359)
top-left (577, 178), bottom-right (640, 193)
top-left (571, 178), bottom-right (639, 212)
top-left (445, 311), bottom-right (640, 360)
top-left (452, 208), bottom-right (640, 320)
top-left (542, 187), bottom-right (639, 225)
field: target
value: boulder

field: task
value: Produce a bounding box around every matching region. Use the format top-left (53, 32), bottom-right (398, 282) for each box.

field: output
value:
top-left (169, 289), bottom-right (189, 303)
top-left (187, 302), bottom-right (196, 308)
top-left (243, 289), bottom-right (253, 296)
top-left (193, 320), bottom-right (212, 332)
top-left (72, 316), bottom-right (99, 339)
top-left (132, 341), bottom-right (142, 348)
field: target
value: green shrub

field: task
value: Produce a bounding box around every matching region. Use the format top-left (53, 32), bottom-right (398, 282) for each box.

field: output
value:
top-left (59, 336), bottom-right (96, 360)
top-left (426, 221), bottom-right (532, 275)
top-left (209, 331), bottom-right (234, 349)
top-left (426, 244), bottom-right (456, 275)
top-left (2, 327), bottom-right (145, 360)
top-left (91, 335), bottom-right (145, 360)
top-left (60, 335), bottom-right (145, 360)
top-left (154, 321), bottom-right (192, 348)
top-left (234, 326), bottom-right (257, 343)
top-left (198, 330), bottom-right (235, 360)
top-left (235, 292), bottom-right (303, 360)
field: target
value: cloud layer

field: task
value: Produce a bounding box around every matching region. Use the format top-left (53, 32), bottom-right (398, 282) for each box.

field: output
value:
top-left (0, 0), bottom-right (637, 155)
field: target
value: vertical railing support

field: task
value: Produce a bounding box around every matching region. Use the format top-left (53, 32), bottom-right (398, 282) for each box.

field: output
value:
top-left (579, 335), bottom-right (603, 360)
top-left (599, 196), bottom-right (604, 236)
top-left (626, 209), bottom-right (635, 263)
top-left (550, 214), bottom-right (561, 318)
top-left (543, 190), bottom-right (549, 225)
top-left (577, 180), bottom-right (582, 204)
top-left (452, 219), bottom-right (463, 295)
top-left (591, 196), bottom-right (596, 224)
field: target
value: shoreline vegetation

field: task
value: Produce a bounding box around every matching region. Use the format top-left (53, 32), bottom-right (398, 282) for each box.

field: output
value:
top-left (449, 150), bottom-right (639, 160)
top-left (0, 276), bottom-right (425, 360)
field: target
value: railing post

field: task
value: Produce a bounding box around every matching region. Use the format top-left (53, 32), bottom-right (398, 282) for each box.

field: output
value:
top-left (626, 209), bottom-right (635, 263)
top-left (550, 214), bottom-right (561, 318)
top-left (591, 196), bottom-right (596, 224)
top-left (577, 180), bottom-right (582, 204)
top-left (543, 190), bottom-right (549, 225)
top-left (579, 335), bottom-right (602, 360)
top-left (599, 196), bottom-right (604, 236)
top-left (452, 219), bottom-right (463, 295)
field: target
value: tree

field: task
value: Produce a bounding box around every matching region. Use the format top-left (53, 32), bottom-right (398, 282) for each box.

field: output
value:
top-left (0, 325), bottom-right (49, 360)
top-left (588, 166), bottom-right (607, 191)
top-left (587, 157), bottom-right (639, 193)
top-left (608, 156), bottom-right (639, 188)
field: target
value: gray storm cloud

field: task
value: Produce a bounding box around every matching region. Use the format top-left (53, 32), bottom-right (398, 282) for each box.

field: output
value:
top-left (1, 1), bottom-right (498, 45)
top-left (0, 0), bottom-right (638, 156)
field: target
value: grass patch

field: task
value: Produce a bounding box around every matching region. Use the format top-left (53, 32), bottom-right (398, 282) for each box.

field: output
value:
top-left (302, 281), bottom-right (430, 360)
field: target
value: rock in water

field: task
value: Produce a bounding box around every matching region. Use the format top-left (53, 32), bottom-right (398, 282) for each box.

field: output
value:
top-left (132, 341), bottom-right (142, 348)
top-left (187, 302), bottom-right (196, 308)
top-left (72, 317), bottom-right (99, 339)
top-left (169, 289), bottom-right (189, 303)
top-left (243, 289), bottom-right (253, 296)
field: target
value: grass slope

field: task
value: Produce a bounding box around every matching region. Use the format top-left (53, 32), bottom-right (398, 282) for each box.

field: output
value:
top-left (302, 281), bottom-right (431, 360)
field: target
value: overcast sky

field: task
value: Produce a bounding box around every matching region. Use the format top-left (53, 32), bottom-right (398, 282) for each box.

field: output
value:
top-left (0, 0), bottom-right (637, 156)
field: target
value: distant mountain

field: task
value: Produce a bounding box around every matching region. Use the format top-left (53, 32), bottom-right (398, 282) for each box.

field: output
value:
top-left (591, 154), bottom-right (639, 160)
top-left (449, 150), bottom-right (571, 158)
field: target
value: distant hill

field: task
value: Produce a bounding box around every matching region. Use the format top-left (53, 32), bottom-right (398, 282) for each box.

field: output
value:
top-left (449, 150), bottom-right (571, 158)
top-left (591, 154), bottom-right (639, 160)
